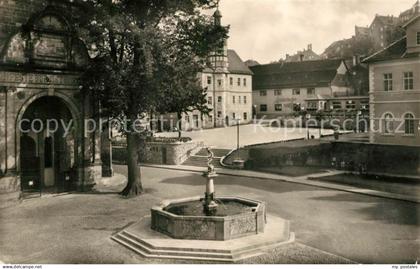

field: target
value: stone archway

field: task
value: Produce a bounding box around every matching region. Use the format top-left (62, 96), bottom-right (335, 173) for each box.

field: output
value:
top-left (16, 92), bottom-right (81, 193)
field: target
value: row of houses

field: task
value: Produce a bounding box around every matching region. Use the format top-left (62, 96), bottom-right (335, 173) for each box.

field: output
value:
top-left (179, 9), bottom-right (419, 147)
top-left (364, 15), bottom-right (420, 146)
top-left (179, 10), bottom-right (370, 131)
top-left (250, 58), bottom-right (368, 120)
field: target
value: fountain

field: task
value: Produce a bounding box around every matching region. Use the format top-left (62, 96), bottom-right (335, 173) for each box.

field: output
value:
top-left (150, 147), bottom-right (266, 240)
top-left (112, 147), bottom-right (294, 262)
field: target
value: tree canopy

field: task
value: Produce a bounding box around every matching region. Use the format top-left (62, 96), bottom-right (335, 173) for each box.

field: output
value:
top-left (78, 0), bottom-right (229, 196)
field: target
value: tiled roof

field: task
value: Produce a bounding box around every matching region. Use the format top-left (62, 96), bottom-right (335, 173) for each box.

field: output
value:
top-left (250, 59), bottom-right (345, 90)
top-left (227, 49), bottom-right (253, 75)
top-left (363, 37), bottom-right (420, 63)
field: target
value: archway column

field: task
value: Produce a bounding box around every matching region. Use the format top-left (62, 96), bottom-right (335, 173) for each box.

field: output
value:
top-left (101, 120), bottom-right (113, 177)
top-left (76, 91), bottom-right (102, 191)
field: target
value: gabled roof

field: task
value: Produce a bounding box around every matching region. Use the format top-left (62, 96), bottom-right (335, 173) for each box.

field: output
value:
top-left (227, 49), bottom-right (253, 75)
top-left (363, 37), bottom-right (420, 63)
top-left (250, 59), bottom-right (345, 90)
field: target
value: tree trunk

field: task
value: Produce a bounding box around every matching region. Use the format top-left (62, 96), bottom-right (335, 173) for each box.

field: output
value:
top-left (120, 131), bottom-right (144, 197)
top-left (177, 112), bottom-right (182, 139)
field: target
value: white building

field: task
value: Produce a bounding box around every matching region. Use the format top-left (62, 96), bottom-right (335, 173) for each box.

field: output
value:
top-left (178, 10), bottom-right (253, 130)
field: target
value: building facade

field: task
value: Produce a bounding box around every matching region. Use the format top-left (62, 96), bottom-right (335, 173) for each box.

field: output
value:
top-left (0, 0), bottom-right (107, 197)
top-left (283, 44), bottom-right (321, 63)
top-left (250, 59), bottom-right (353, 118)
top-left (364, 15), bottom-right (420, 146)
top-left (174, 10), bottom-right (253, 130)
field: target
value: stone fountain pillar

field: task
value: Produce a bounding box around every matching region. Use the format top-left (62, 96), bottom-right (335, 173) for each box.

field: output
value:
top-left (203, 147), bottom-right (218, 215)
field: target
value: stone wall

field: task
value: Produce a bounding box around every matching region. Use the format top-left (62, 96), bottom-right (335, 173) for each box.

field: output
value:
top-left (248, 142), bottom-right (332, 169)
top-left (113, 140), bottom-right (203, 165)
top-left (247, 141), bottom-right (420, 176)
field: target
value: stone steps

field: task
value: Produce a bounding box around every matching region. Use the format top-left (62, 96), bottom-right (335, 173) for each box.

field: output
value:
top-left (112, 232), bottom-right (235, 262)
top-left (111, 219), bottom-right (295, 263)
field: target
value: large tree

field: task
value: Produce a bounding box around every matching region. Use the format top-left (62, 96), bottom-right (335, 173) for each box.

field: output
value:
top-left (79, 0), bottom-right (228, 197)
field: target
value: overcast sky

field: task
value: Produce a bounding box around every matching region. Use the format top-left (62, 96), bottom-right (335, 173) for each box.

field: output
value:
top-left (216, 0), bottom-right (415, 64)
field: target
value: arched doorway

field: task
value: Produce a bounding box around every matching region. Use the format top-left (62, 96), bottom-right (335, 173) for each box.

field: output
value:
top-left (19, 96), bottom-right (77, 194)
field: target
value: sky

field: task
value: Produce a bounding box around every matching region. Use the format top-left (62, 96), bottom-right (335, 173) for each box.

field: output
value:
top-left (215, 0), bottom-right (416, 64)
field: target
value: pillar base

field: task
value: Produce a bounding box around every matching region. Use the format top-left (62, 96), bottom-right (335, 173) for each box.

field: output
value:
top-left (77, 165), bottom-right (102, 191)
top-left (102, 166), bottom-right (114, 177)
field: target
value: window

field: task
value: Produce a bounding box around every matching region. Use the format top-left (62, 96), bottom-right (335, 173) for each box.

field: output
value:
top-left (260, 104), bottom-right (267, 112)
top-left (208, 115), bottom-right (213, 123)
top-left (404, 113), bottom-right (415, 134)
top-left (185, 115), bottom-right (190, 122)
top-left (232, 113), bottom-right (236, 119)
top-left (307, 88), bottom-right (315, 95)
top-left (293, 103), bottom-right (301, 112)
top-left (383, 73), bottom-right (393, 91)
top-left (243, 78), bottom-right (247, 86)
top-left (238, 96), bottom-right (242, 104)
top-left (332, 101), bottom-right (342, 110)
top-left (237, 78), bottom-right (241, 86)
top-left (307, 101), bottom-right (317, 110)
top-left (243, 112), bottom-right (248, 120)
top-left (232, 96), bottom-right (235, 104)
top-left (383, 113), bottom-right (394, 134)
top-left (274, 104), bottom-right (283, 111)
top-left (360, 100), bottom-right (369, 110)
top-left (292, 88), bottom-right (300, 95)
top-left (260, 90), bottom-right (267, 96)
top-left (230, 77), bottom-right (233, 86)
top-left (417, 32), bottom-right (420, 45)
top-left (217, 79), bottom-right (222, 87)
top-left (217, 111), bottom-right (222, 118)
top-left (346, 100), bottom-right (356, 110)
top-left (208, 96), bottom-right (212, 105)
top-left (403, 72), bottom-right (414, 90)
top-left (274, 90), bottom-right (281, 96)
top-left (217, 96), bottom-right (222, 103)
top-left (243, 96), bottom-right (247, 104)
top-left (207, 76), bottom-right (212, 85)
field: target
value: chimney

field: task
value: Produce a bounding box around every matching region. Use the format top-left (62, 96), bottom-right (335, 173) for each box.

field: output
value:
top-left (307, 44), bottom-right (312, 51)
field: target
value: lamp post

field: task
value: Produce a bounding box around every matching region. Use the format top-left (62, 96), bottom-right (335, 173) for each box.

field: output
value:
top-left (236, 117), bottom-right (241, 159)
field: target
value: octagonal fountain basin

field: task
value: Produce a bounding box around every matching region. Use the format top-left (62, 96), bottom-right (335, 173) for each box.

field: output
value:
top-left (151, 196), bottom-right (266, 241)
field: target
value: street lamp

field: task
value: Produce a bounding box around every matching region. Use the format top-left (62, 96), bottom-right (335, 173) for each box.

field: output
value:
top-left (233, 116), bottom-right (245, 169)
top-left (236, 116), bottom-right (241, 159)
